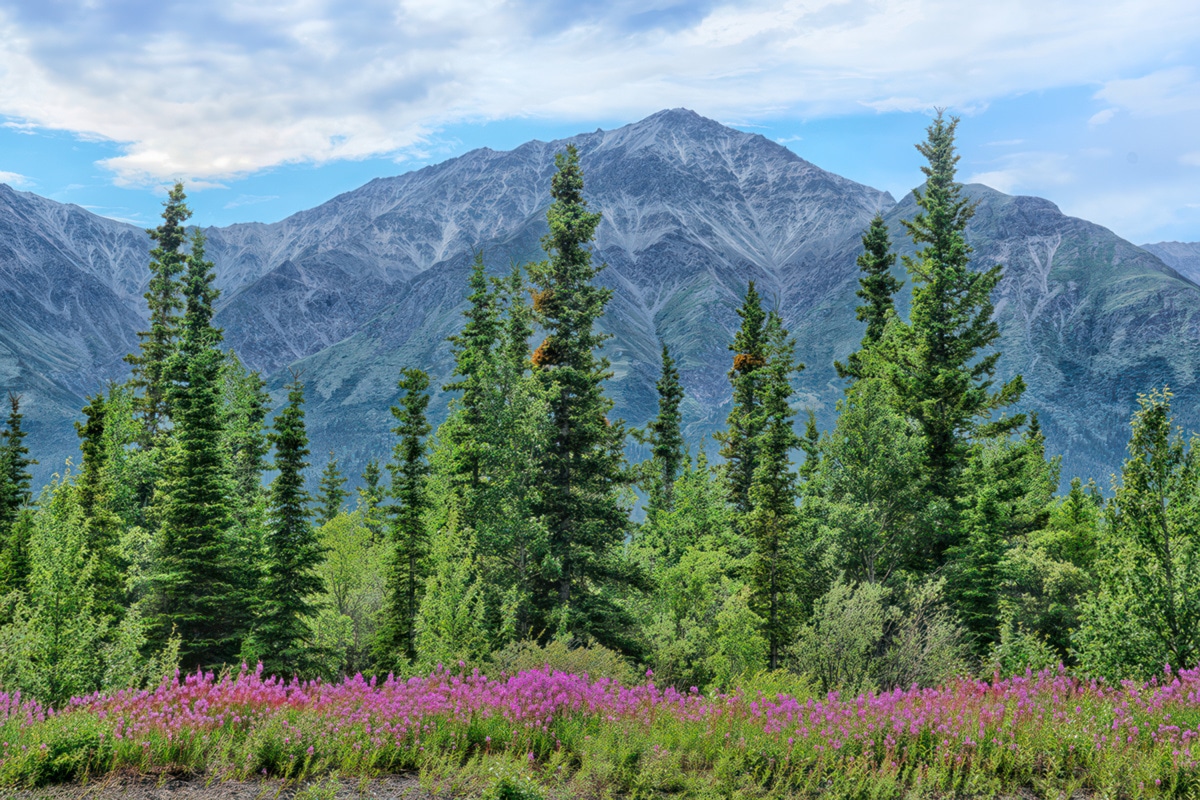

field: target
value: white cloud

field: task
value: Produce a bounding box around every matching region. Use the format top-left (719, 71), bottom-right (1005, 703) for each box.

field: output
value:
top-left (0, 170), bottom-right (32, 187)
top-left (1088, 108), bottom-right (1117, 126)
top-left (1095, 67), bottom-right (1200, 116)
top-left (0, 0), bottom-right (1198, 184)
top-left (968, 152), bottom-right (1073, 195)
top-left (1182, 152), bottom-right (1200, 167)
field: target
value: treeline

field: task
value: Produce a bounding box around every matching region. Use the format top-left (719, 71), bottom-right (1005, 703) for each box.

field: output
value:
top-left (1, 115), bottom-right (1198, 705)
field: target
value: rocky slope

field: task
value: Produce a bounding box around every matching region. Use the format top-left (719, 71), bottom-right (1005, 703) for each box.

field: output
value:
top-left (2, 109), bottom-right (1197, 487)
top-left (1141, 241), bottom-right (1200, 285)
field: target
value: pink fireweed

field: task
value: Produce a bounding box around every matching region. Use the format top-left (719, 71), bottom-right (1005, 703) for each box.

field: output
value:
top-left (0, 664), bottom-right (1199, 793)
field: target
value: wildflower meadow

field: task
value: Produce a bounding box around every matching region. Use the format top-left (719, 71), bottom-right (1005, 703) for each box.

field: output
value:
top-left (0, 663), bottom-right (1197, 797)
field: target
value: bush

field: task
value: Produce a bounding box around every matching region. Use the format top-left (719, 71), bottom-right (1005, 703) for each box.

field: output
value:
top-left (488, 639), bottom-right (635, 684)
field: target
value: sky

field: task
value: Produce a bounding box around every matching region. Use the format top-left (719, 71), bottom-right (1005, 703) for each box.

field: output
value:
top-left (0, 0), bottom-right (1198, 244)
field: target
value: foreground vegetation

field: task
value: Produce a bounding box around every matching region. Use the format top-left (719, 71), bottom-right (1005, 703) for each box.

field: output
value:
top-left (0, 662), bottom-right (1198, 797)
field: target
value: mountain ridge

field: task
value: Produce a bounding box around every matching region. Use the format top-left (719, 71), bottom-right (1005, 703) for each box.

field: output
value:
top-left (2, 110), bottom-right (1197, 487)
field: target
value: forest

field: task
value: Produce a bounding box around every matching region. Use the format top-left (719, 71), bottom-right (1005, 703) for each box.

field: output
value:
top-left (0, 113), bottom-right (1198, 795)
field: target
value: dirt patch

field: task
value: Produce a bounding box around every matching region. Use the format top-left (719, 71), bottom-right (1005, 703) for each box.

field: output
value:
top-left (0, 775), bottom-right (431, 800)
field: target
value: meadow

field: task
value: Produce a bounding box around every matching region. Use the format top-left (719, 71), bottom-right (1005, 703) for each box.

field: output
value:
top-left (0, 663), bottom-right (1198, 798)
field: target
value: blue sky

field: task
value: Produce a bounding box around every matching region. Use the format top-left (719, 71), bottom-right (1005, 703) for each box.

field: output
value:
top-left (0, 0), bottom-right (1198, 243)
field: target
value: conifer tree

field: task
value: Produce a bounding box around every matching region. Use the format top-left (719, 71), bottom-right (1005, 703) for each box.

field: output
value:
top-left (745, 313), bottom-right (804, 670)
top-left (75, 393), bottom-right (124, 620)
top-left (220, 352), bottom-right (271, 509)
top-left (253, 375), bottom-right (325, 676)
top-left (375, 368), bottom-right (432, 668)
top-left (316, 451), bottom-right (349, 526)
top-left (126, 182), bottom-right (191, 444)
top-left (836, 214), bottom-right (900, 380)
top-left (151, 230), bottom-right (243, 669)
top-left (357, 459), bottom-right (387, 543)
top-left (888, 112), bottom-right (1025, 494)
top-left (641, 343), bottom-right (686, 517)
top-left (0, 395), bottom-right (34, 598)
top-left (0, 393), bottom-right (34, 526)
top-left (527, 145), bottom-right (638, 651)
top-left (718, 283), bottom-right (769, 515)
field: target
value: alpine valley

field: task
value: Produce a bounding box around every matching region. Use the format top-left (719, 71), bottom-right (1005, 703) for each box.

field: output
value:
top-left (3, 109), bottom-right (1198, 487)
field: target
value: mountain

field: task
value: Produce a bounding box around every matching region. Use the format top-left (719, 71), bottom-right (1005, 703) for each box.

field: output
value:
top-left (3, 109), bottom-right (1199, 488)
top-left (1141, 241), bottom-right (1200, 285)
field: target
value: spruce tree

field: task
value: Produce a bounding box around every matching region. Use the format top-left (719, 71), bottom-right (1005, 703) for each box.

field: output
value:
top-left (641, 343), bottom-right (686, 516)
top-left (527, 145), bottom-right (638, 652)
top-left (717, 283), bottom-right (769, 515)
top-left (889, 112), bottom-right (1025, 494)
top-left (836, 214), bottom-right (901, 380)
top-left (357, 459), bottom-right (387, 543)
top-left (151, 229), bottom-right (243, 669)
top-left (745, 313), bottom-right (804, 670)
top-left (0, 394), bottom-right (34, 597)
top-left (316, 451), bottom-right (349, 526)
top-left (126, 182), bottom-right (191, 444)
top-left (375, 368), bottom-right (432, 668)
top-left (220, 352), bottom-right (271, 510)
top-left (254, 375), bottom-right (325, 676)
top-left (75, 393), bottom-right (124, 620)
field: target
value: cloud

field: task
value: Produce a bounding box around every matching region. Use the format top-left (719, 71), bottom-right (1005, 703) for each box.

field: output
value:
top-left (1095, 67), bottom-right (1200, 116)
top-left (968, 152), bottom-right (1073, 195)
top-left (223, 193), bottom-right (280, 209)
top-left (1182, 152), bottom-right (1200, 167)
top-left (0, 170), bottom-right (32, 187)
top-left (1088, 108), bottom-right (1117, 126)
top-left (0, 0), bottom-right (1198, 184)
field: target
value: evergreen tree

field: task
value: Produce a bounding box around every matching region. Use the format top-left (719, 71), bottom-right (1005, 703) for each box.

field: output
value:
top-left (220, 352), bottom-right (271, 510)
top-left (126, 182), bottom-right (191, 444)
top-left (717, 283), bottom-right (769, 515)
top-left (888, 112), bottom-right (1025, 496)
top-left (151, 229), bottom-right (243, 669)
top-left (375, 368), bottom-right (432, 668)
top-left (357, 459), bottom-right (387, 543)
top-left (836, 214), bottom-right (901, 380)
top-left (745, 313), bottom-right (804, 670)
top-left (253, 375), bottom-right (325, 676)
top-left (640, 343), bottom-right (686, 517)
top-left (415, 515), bottom-right (488, 668)
top-left (0, 393), bottom-right (34, 527)
top-left (316, 451), bottom-right (349, 526)
top-left (527, 145), bottom-right (639, 652)
top-left (75, 393), bottom-right (124, 620)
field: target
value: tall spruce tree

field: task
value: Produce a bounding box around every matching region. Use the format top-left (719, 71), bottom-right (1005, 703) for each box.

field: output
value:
top-left (889, 112), bottom-right (1025, 494)
top-left (836, 214), bottom-right (901, 380)
top-left (151, 229), bottom-right (244, 669)
top-left (126, 183), bottom-right (191, 444)
top-left (375, 368), bottom-right (432, 668)
top-left (527, 145), bottom-right (638, 652)
top-left (221, 352), bottom-right (271, 510)
top-left (745, 313), bottom-right (804, 670)
top-left (254, 375), bottom-right (325, 676)
top-left (316, 451), bottom-right (349, 526)
top-left (718, 283), bottom-right (769, 515)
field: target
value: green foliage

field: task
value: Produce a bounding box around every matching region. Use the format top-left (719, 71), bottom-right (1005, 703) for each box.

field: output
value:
top-left (125, 182), bottom-right (191, 444)
top-left (74, 392), bottom-right (125, 622)
top-left (415, 515), bottom-right (488, 669)
top-left (886, 112), bottom-right (1026, 502)
top-left (249, 375), bottom-right (326, 677)
top-left (793, 577), bottom-right (968, 695)
top-left (637, 344), bottom-right (686, 519)
top-left (489, 639), bottom-right (635, 685)
top-left (811, 377), bottom-right (929, 586)
top-left (836, 213), bottom-right (901, 380)
top-left (376, 368), bottom-right (432, 669)
top-left (1075, 388), bottom-right (1200, 680)
top-left (717, 282), bottom-right (768, 516)
top-left (527, 145), bottom-right (638, 654)
top-left (745, 312), bottom-right (805, 670)
top-left (150, 229), bottom-right (245, 670)
top-left (313, 512), bottom-right (384, 675)
top-left (315, 451), bottom-right (349, 526)
top-left (356, 459), bottom-right (387, 543)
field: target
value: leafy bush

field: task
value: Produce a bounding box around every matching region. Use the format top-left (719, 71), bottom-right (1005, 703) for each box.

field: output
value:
top-left (488, 639), bottom-right (634, 684)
